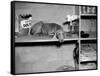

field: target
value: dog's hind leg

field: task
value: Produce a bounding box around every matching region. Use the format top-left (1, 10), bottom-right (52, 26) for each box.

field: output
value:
top-left (30, 23), bottom-right (42, 35)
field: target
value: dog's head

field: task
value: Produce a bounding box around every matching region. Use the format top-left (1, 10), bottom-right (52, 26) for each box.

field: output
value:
top-left (56, 30), bottom-right (65, 43)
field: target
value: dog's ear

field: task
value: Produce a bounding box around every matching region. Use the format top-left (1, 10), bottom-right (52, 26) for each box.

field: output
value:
top-left (56, 32), bottom-right (64, 43)
top-left (56, 32), bottom-right (59, 39)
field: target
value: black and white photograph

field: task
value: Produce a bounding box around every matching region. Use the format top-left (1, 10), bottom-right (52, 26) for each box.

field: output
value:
top-left (11, 1), bottom-right (97, 75)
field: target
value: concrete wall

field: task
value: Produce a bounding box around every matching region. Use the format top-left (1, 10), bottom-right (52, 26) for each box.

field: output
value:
top-left (15, 2), bottom-right (76, 32)
top-left (15, 44), bottom-right (75, 73)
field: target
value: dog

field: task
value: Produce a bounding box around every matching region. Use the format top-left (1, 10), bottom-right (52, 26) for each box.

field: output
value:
top-left (30, 21), bottom-right (65, 42)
